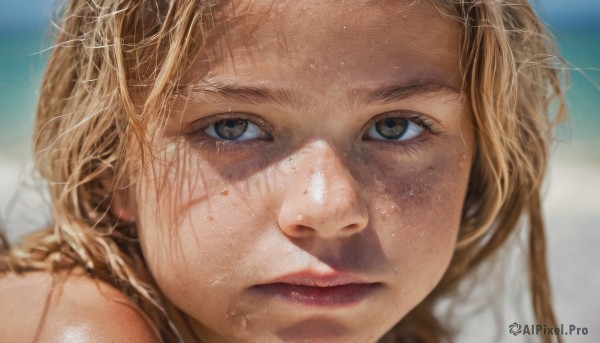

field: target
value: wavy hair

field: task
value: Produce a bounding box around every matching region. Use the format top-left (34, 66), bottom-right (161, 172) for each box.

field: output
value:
top-left (1, 0), bottom-right (567, 342)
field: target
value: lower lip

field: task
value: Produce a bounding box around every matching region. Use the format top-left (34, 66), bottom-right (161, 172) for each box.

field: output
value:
top-left (250, 283), bottom-right (382, 307)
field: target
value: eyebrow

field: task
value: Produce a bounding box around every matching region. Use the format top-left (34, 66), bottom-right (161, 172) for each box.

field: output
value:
top-left (181, 80), bottom-right (460, 111)
top-left (348, 82), bottom-right (460, 107)
top-left (185, 83), bottom-right (308, 110)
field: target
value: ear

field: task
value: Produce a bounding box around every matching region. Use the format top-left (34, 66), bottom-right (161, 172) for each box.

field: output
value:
top-left (109, 183), bottom-right (137, 224)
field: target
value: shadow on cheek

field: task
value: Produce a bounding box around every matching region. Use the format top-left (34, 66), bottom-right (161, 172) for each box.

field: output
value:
top-left (365, 155), bottom-right (470, 247)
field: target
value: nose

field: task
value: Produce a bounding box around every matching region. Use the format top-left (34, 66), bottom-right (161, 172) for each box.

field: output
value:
top-left (278, 141), bottom-right (369, 239)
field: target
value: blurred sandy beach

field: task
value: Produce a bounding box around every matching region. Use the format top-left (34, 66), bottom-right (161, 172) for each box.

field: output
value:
top-left (544, 145), bottom-right (600, 343)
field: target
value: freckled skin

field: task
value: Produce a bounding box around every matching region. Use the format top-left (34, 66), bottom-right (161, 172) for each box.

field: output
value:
top-left (134, 1), bottom-right (474, 342)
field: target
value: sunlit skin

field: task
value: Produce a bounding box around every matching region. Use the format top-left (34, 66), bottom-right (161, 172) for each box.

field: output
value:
top-left (132, 1), bottom-right (474, 342)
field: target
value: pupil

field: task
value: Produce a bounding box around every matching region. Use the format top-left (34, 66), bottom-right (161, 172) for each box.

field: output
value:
top-left (375, 118), bottom-right (408, 139)
top-left (215, 119), bottom-right (248, 140)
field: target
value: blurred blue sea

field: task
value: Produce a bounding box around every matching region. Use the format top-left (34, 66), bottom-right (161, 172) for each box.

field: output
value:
top-left (554, 29), bottom-right (600, 144)
top-left (0, 29), bottom-right (48, 151)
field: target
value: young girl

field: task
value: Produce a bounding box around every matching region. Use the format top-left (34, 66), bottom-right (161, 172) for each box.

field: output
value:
top-left (0, 0), bottom-right (567, 342)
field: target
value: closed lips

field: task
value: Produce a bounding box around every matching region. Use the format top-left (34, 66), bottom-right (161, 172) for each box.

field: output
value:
top-left (250, 272), bottom-right (382, 307)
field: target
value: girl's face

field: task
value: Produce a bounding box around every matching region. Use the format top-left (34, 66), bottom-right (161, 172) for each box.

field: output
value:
top-left (133, 1), bottom-right (473, 342)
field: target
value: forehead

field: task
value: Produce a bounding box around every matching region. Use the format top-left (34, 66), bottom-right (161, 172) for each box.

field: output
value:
top-left (186, 0), bottom-right (461, 93)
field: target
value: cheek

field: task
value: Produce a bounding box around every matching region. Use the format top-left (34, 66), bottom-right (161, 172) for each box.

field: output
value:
top-left (364, 148), bottom-right (471, 293)
top-left (135, 148), bottom-right (275, 314)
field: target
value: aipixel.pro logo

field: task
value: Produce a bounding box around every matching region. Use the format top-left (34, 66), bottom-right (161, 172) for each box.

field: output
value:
top-left (509, 322), bottom-right (523, 336)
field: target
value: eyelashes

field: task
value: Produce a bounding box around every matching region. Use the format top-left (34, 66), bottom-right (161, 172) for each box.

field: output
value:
top-left (186, 111), bottom-right (442, 153)
top-left (362, 112), bottom-right (441, 142)
top-left (185, 112), bottom-right (273, 153)
top-left (204, 119), bottom-right (272, 141)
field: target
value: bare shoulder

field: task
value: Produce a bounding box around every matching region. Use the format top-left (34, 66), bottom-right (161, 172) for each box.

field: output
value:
top-left (0, 268), bottom-right (160, 342)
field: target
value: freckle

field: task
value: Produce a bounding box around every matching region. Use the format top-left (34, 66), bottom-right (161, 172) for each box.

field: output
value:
top-left (221, 189), bottom-right (229, 196)
top-left (303, 190), bottom-right (307, 195)
top-left (208, 215), bottom-right (214, 221)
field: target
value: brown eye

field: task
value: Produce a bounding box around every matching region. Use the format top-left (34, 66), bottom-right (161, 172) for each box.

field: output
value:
top-left (366, 117), bottom-right (424, 141)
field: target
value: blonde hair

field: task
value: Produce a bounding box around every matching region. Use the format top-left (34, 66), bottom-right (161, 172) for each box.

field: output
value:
top-left (1, 0), bottom-right (567, 342)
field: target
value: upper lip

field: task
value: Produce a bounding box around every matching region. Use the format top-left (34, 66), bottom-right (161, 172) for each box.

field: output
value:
top-left (261, 270), bottom-right (371, 288)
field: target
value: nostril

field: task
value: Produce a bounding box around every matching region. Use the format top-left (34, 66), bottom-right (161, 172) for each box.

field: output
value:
top-left (291, 224), bottom-right (315, 236)
top-left (342, 223), bottom-right (359, 232)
